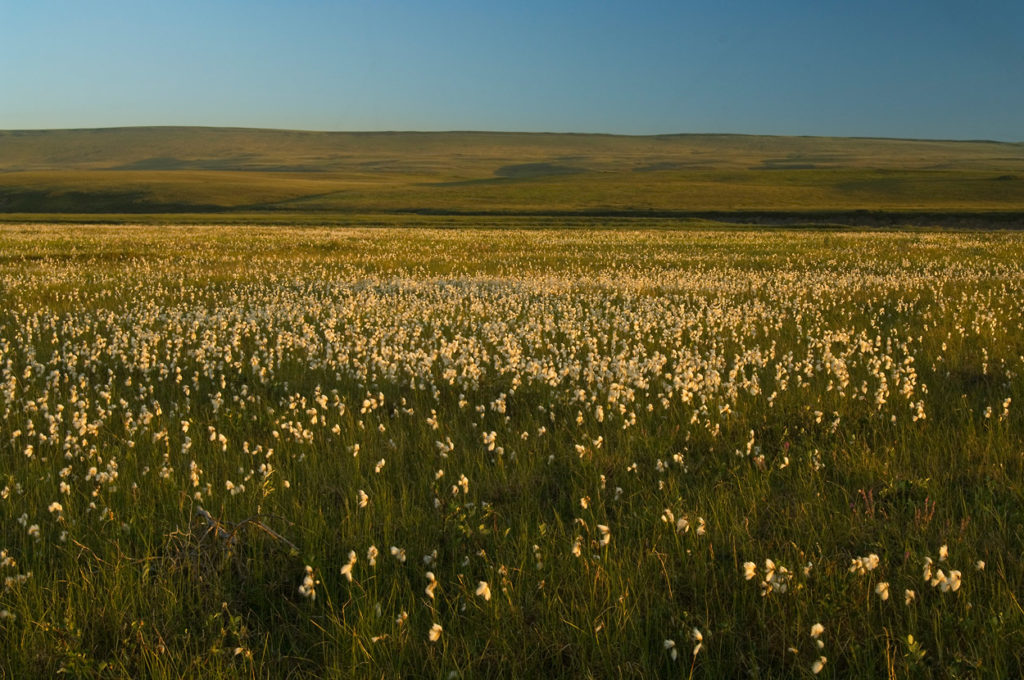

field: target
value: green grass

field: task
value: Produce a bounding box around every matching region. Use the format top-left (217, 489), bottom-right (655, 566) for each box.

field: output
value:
top-left (1, 128), bottom-right (1023, 222)
top-left (0, 225), bottom-right (1022, 678)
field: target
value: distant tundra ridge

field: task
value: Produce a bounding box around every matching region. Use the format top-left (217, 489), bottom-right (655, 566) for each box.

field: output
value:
top-left (1, 126), bottom-right (1022, 225)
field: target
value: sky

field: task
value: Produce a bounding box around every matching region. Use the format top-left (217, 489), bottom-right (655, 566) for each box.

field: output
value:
top-left (2, 0), bottom-right (1022, 140)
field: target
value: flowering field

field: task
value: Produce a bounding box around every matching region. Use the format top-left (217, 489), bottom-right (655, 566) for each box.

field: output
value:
top-left (1, 225), bottom-right (1022, 678)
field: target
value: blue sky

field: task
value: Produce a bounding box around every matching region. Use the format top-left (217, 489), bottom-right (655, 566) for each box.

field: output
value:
top-left (2, 0), bottom-right (1022, 140)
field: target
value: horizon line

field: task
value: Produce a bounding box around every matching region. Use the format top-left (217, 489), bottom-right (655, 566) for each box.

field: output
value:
top-left (1, 124), bottom-right (1019, 146)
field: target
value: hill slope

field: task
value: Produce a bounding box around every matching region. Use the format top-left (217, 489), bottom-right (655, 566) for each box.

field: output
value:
top-left (1, 127), bottom-right (1023, 222)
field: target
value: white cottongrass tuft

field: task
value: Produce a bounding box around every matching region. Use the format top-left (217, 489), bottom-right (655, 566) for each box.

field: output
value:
top-left (875, 581), bottom-right (890, 601)
top-left (340, 551), bottom-right (357, 582)
top-left (475, 581), bottom-right (491, 601)
top-left (691, 627), bottom-right (703, 657)
top-left (425, 571), bottom-right (438, 599)
top-left (298, 565), bottom-right (318, 600)
top-left (849, 553), bottom-right (880, 575)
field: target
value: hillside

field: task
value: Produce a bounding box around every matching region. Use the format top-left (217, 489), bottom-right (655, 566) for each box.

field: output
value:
top-left (1, 127), bottom-right (1023, 224)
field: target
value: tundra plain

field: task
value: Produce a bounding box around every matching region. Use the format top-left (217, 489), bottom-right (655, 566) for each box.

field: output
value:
top-left (1, 225), bottom-right (1022, 678)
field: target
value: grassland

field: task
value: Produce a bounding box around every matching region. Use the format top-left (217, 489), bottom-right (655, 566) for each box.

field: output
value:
top-left (1, 225), bottom-right (1022, 678)
top-left (1, 128), bottom-right (1023, 225)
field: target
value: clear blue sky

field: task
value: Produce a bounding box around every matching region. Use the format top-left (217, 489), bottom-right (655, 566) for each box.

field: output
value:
top-left (2, 0), bottom-right (1022, 140)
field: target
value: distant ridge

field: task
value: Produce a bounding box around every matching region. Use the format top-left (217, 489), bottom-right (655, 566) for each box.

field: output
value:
top-left (2, 126), bottom-right (1022, 173)
top-left (1, 127), bottom-right (1023, 223)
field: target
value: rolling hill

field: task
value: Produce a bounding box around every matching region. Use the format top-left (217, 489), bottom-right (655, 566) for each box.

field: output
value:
top-left (1, 127), bottom-right (1023, 225)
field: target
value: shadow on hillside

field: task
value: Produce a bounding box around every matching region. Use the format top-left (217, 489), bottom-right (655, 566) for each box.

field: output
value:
top-left (111, 156), bottom-right (327, 173)
top-left (0, 187), bottom-right (224, 213)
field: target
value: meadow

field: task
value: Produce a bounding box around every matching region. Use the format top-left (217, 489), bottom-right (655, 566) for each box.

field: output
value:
top-left (1, 225), bottom-right (1023, 678)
